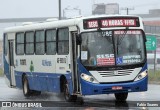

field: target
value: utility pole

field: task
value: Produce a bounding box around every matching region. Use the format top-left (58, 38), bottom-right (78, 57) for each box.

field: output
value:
top-left (121, 7), bottom-right (134, 15)
top-left (59, 0), bottom-right (61, 20)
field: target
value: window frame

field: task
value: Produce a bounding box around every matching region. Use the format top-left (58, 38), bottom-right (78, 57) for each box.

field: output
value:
top-left (16, 32), bottom-right (25, 55)
top-left (45, 29), bottom-right (57, 55)
top-left (25, 31), bottom-right (35, 55)
top-left (35, 30), bottom-right (45, 55)
top-left (4, 33), bottom-right (8, 56)
top-left (57, 27), bottom-right (69, 55)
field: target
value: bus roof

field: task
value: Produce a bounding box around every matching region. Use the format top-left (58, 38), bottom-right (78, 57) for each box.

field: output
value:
top-left (4, 15), bottom-right (142, 33)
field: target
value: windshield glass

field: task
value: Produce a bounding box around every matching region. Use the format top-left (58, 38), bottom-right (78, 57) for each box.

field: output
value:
top-left (81, 31), bottom-right (114, 66)
top-left (81, 30), bottom-right (145, 67)
top-left (114, 30), bottom-right (145, 65)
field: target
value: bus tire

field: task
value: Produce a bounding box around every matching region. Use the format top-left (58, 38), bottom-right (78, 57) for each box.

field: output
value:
top-left (23, 75), bottom-right (31, 97)
top-left (114, 93), bottom-right (128, 101)
top-left (63, 81), bottom-right (77, 102)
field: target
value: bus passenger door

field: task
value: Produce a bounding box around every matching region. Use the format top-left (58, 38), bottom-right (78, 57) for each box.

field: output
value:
top-left (8, 40), bottom-right (16, 87)
top-left (71, 31), bottom-right (80, 94)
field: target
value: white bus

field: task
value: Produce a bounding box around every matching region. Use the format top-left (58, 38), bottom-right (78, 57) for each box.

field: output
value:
top-left (3, 15), bottom-right (148, 102)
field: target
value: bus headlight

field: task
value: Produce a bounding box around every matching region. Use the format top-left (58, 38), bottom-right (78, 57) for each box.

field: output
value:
top-left (134, 70), bottom-right (148, 81)
top-left (81, 73), bottom-right (99, 83)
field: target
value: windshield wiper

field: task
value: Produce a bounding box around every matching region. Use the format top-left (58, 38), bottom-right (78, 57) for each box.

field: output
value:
top-left (116, 29), bottom-right (128, 55)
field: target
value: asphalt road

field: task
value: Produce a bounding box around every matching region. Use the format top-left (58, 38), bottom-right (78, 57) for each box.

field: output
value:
top-left (0, 77), bottom-right (160, 110)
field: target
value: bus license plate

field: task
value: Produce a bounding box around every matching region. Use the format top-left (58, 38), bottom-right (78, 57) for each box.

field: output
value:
top-left (112, 86), bottom-right (123, 90)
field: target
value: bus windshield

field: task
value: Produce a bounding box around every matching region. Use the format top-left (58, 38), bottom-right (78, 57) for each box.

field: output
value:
top-left (80, 30), bottom-right (145, 67)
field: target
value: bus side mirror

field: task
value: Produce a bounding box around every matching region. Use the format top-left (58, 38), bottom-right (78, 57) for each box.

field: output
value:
top-left (76, 34), bottom-right (82, 45)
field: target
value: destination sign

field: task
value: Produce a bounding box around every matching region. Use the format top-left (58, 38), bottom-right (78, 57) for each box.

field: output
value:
top-left (87, 20), bottom-right (99, 28)
top-left (101, 19), bottom-right (136, 27)
top-left (83, 17), bottom-right (139, 29)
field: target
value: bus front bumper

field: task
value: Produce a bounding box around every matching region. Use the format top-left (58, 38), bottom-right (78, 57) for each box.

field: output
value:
top-left (80, 76), bottom-right (148, 95)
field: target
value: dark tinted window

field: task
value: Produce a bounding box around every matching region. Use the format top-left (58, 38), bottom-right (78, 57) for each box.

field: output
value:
top-left (35, 30), bottom-right (45, 55)
top-left (46, 29), bottom-right (56, 55)
top-left (25, 31), bottom-right (34, 54)
top-left (58, 28), bottom-right (69, 54)
top-left (16, 33), bottom-right (24, 55)
top-left (4, 34), bottom-right (8, 55)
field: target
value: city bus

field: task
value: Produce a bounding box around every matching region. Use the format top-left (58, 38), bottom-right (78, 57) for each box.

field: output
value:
top-left (3, 15), bottom-right (148, 102)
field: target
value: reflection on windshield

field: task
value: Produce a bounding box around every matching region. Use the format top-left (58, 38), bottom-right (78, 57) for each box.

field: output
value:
top-left (114, 30), bottom-right (145, 65)
top-left (81, 30), bottom-right (145, 67)
top-left (81, 31), bottom-right (114, 66)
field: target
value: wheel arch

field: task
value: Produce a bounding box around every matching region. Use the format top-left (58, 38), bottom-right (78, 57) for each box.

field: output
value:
top-left (22, 73), bottom-right (27, 85)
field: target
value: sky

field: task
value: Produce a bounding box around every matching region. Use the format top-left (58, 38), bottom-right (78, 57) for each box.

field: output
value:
top-left (0, 0), bottom-right (160, 39)
top-left (0, 0), bottom-right (160, 18)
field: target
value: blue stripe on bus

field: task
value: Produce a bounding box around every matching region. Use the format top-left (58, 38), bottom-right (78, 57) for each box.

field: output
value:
top-left (15, 71), bottom-right (73, 93)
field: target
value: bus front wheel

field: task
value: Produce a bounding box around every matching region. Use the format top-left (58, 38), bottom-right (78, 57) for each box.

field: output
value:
top-left (23, 75), bottom-right (31, 97)
top-left (63, 81), bottom-right (77, 102)
top-left (114, 93), bottom-right (128, 101)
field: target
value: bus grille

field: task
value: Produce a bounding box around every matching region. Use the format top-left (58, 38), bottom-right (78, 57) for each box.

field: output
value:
top-left (98, 69), bottom-right (134, 77)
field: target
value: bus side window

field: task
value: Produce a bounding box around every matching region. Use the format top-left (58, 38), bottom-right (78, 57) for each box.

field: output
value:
top-left (35, 30), bottom-right (45, 55)
top-left (16, 33), bottom-right (25, 55)
top-left (46, 29), bottom-right (57, 55)
top-left (25, 31), bottom-right (34, 55)
top-left (58, 28), bottom-right (69, 55)
top-left (4, 34), bottom-right (8, 55)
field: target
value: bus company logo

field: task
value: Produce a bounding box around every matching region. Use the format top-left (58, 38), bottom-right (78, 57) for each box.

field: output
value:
top-left (2, 102), bottom-right (11, 107)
